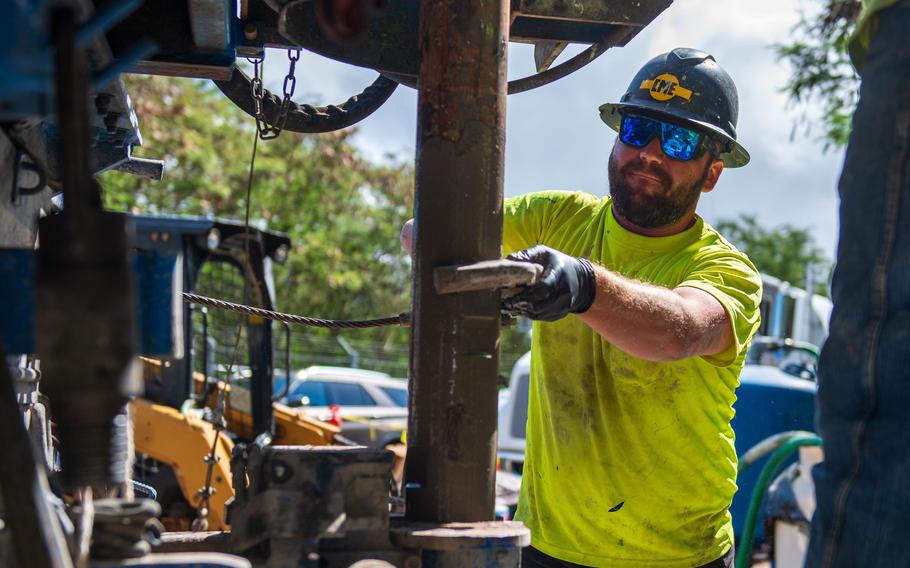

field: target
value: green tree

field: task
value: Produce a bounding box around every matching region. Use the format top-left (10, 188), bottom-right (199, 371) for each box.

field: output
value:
top-left (716, 214), bottom-right (831, 295)
top-left (775, 0), bottom-right (862, 149)
top-left (101, 74), bottom-right (416, 373)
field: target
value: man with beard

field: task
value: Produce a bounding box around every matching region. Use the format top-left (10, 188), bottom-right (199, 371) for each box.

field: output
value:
top-left (401, 48), bottom-right (761, 567)
top-left (501, 49), bottom-right (761, 568)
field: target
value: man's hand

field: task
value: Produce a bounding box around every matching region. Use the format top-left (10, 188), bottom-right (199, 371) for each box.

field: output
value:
top-left (503, 245), bottom-right (596, 321)
top-left (400, 219), bottom-right (414, 257)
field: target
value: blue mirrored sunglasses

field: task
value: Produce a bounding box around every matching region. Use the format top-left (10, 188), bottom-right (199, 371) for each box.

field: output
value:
top-left (619, 114), bottom-right (706, 161)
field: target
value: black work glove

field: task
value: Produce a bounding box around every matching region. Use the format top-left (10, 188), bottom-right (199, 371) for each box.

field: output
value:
top-left (502, 245), bottom-right (596, 321)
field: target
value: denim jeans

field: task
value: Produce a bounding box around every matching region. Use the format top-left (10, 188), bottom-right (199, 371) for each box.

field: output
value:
top-left (806, 2), bottom-right (910, 566)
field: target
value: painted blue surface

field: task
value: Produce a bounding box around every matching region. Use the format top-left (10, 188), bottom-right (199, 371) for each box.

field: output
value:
top-left (0, 0), bottom-right (54, 118)
top-left (0, 0), bottom-right (149, 117)
top-left (0, 249), bottom-right (36, 354)
top-left (730, 365), bottom-right (817, 544)
top-left (135, 250), bottom-right (180, 356)
top-left (0, 248), bottom-right (180, 356)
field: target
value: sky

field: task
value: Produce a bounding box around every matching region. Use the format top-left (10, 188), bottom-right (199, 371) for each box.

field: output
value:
top-left (256, 0), bottom-right (846, 259)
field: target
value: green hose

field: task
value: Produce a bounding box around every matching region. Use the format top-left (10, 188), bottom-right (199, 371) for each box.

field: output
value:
top-left (735, 432), bottom-right (823, 568)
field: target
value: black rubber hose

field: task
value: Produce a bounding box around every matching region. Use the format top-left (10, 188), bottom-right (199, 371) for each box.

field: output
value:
top-left (214, 67), bottom-right (397, 134)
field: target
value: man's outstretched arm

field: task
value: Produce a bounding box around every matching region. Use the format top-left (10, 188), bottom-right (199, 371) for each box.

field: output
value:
top-left (578, 265), bottom-right (733, 362)
top-left (505, 245), bottom-right (733, 362)
top-left (400, 223), bottom-right (731, 362)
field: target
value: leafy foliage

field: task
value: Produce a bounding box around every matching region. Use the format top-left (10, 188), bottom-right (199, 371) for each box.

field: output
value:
top-left (716, 214), bottom-right (831, 296)
top-left (102, 74), bottom-right (416, 373)
top-left (774, 0), bottom-right (861, 149)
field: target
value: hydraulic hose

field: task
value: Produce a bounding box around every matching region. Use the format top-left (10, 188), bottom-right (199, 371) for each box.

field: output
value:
top-left (738, 430), bottom-right (817, 472)
top-left (735, 432), bottom-right (822, 568)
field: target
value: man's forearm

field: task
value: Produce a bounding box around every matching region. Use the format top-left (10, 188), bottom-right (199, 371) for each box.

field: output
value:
top-left (577, 265), bottom-right (731, 362)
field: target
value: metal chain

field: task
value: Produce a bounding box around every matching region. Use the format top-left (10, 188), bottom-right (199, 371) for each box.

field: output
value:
top-left (247, 55), bottom-right (268, 135)
top-left (248, 49), bottom-right (301, 140)
top-left (183, 292), bottom-right (410, 329)
top-left (268, 49), bottom-right (300, 139)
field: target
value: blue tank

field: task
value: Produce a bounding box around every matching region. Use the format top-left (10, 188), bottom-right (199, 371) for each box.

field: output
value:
top-left (730, 365), bottom-right (817, 544)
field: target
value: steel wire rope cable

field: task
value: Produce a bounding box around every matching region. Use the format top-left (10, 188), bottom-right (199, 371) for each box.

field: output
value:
top-left (182, 293), bottom-right (409, 329)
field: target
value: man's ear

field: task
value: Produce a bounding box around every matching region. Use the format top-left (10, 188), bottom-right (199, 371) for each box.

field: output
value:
top-left (701, 159), bottom-right (725, 194)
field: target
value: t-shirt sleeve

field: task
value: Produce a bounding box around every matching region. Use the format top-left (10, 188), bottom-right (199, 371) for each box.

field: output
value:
top-left (503, 193), bottom-right (548, 256)
top-left (678, 249), bottom-right (763, 367)
top-left (503, 191), bottom-right (591, 256)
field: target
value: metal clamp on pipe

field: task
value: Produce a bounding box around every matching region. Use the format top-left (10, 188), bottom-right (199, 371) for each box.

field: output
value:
top-left (433, 260), bottom-right (543, 295)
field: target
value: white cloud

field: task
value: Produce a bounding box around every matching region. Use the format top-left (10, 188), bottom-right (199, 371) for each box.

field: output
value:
top-left (258, 0), bottom-right (844, 258)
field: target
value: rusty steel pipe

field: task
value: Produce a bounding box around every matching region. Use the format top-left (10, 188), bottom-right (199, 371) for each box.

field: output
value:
top-left (405, 0), bottom-right (509, 522)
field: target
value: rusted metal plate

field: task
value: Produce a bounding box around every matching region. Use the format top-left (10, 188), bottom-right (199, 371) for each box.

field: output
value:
top-left (434, 260), bottom-right (543, 295)
top-left (276, 0), bottom-right (673, 76)
top-left (534, 40), bottom-right (567, 72)
top-left (509, 0), bottom-right (675, 46)
top-left (127, 60), bottom-right (232, 80)
top-left (511, 18), bottom-right (634, 44)
top-left (511, 0), bottom-right (673, 25)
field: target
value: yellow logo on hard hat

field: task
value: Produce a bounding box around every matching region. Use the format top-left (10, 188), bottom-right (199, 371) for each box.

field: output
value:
top-left (640, 73), bottom-right (693, 102)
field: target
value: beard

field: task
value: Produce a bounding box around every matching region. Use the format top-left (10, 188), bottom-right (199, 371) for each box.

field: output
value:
top-left (608, 147), bottom-right (711, 229)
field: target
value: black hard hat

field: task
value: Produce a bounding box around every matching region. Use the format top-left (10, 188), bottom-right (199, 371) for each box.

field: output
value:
top-left (599, 48), bottom-right (750, 168)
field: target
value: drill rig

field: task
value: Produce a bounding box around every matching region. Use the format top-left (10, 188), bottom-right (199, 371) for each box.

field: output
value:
top-left (0, 1), bottom-right (672, 566)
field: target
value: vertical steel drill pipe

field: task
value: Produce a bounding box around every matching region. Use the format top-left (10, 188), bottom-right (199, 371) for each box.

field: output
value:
top-left (37, 6), bottom-right (140, 490)
top-left (406, 0), bottom-right (508, 522)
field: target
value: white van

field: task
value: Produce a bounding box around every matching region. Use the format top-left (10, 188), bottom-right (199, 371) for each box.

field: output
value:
top-left (497, 352), bottom-right (531, 473)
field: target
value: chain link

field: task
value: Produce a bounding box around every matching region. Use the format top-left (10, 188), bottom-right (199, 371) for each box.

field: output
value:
top-left (246, 55), bottom-right (270, 136)
top-left (249, 49), bottom-right (302, 140)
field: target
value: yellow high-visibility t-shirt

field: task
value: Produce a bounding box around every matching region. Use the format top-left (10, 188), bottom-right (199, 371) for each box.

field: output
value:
top-left (503, 191), bottom-right (762, 567)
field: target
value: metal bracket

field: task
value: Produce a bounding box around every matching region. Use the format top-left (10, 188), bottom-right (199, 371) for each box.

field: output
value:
top-left (433, 260), bottom-right (542, 295)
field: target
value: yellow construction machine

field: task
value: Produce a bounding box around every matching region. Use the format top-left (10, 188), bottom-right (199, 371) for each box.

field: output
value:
top-left (129, 216), bottom-right (341, 531)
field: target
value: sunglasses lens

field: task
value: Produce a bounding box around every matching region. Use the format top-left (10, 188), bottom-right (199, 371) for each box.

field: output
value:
top-left (620, 115), bottom-right (660, 148)
top-left (661, 123), bottom-right (702, 160)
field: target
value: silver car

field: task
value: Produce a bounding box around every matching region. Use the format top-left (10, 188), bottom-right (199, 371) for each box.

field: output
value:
top-left (282, 366), bottom-right (409, 448)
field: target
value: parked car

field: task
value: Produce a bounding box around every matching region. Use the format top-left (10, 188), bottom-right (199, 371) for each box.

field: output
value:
top-left (497, 352), bottom-right (530, 474)
top-left (279, 366), bottom-right (409, 449)
top-left (745, 335), bottom-right (819, 381)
